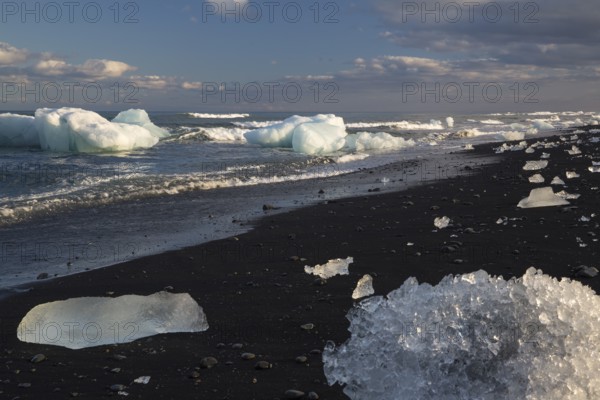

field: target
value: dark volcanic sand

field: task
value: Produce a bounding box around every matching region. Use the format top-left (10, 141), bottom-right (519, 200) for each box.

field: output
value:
top-left (1, 128), bottom-right (599, 399)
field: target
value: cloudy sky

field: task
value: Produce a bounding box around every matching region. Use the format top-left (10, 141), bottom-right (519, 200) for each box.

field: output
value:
top-left (1, 0), bottom-right (598, 112)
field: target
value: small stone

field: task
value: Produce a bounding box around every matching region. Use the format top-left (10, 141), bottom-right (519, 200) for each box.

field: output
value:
top-left (18, 383), bottom-right (32, 388)
top-left (254, 361), bottom-right (272, 370)
top-left (284, 389), bottom-right (305, 399)
top-left (307, 392), bottom-right (320, 400)
top-left (110, 368), bottom-right (121, 373)
top-left (109, 384), bottom-right (125, 392)
top-left (575, 265), bottom-right (599, 278)
top-left (111, 354), bottom-right (127, 361)
top-left (301, 323), bottom-right (315, 331)
top-left (452, 259), bottom-right (465, 264)
top-left (36, 273), bottom-right (49, 280)
top-left (231, 343), bottom-right (244, 350)
top-left (295, 356), bottom-right (308, 363)
top-left (199, 357), bottom-right (218, 369)
top-left (241, 353), bottom-right (256, 360)
top-left (189, 371), bottom-right (201, 379)
top-left (30, 354), bottom-right (46, 364)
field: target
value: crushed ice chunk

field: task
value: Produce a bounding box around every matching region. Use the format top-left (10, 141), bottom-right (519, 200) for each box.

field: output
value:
top-left (304, 257), bottom-right (353, 279)
top-left (525, 147), bottom-right (535, 153)
top-left (566, 171), bottom-right (580, 179)
top-left (434, 216), bottom-right (451, 229)
top-left (517, 187), bottom-right (570, 208)
top-left (567, 145), bottom-right (582, 155)
top-left (528, 174), bottom-right (544, 183)
top-left (541, 152), bottom-right (551, 159)
top-left (556, 190), bottom-right (581, 200)
top-left (17, 292), bottom-right (208, 349)
top-left (352, 274), bottom-right (374, 300)
top-left (134, 376), bottom-right (151, 384)
top-left (464, 144), bottom-right (475, 150)
top-left (551, 176), bottom-right (565, 185)
top-left (323, 268), bottom-right (600, 400)
top-left (589, 166), bottom-right (600, 173)
top-left (523, 160), bottom-right (548, 170)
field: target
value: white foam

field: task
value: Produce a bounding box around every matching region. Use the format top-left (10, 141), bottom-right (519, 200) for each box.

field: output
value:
top-left (187, 113), bottom-right (250, 119)
top-left (345, 132), bottom-right (416, 152)
top-left (17, 292), bottom-right (208, 349)
top-left (346, 120), bottom-right (444, 130)
top-left (446, 117), bottom-right (454, 128)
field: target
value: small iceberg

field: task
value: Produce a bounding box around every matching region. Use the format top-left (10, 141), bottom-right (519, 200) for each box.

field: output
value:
top-left (305, 257), bottom-right (353, 279)
top-left (517, 187), bottom-right (570, 208)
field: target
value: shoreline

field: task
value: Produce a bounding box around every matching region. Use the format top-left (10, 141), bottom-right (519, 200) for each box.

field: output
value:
top-left (1, 128), bottom-right (599, 399)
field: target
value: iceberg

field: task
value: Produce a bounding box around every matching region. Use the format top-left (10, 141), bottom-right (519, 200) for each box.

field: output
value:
top-left (112, 109), bottom-right (170, 138)
top-left (528, 174), bottom-right (544, 183)
top-left (35, 108), bottom-right (160, 152)
top-left (523, 160), bottom-right (548, 170)
top-left (244, 114), bottom-right (347, 154)
top-left (0, 113), bottom-right (39, 147)
top-left (517, 187), bottom-right (570, 208)
top-left (17, 292), bottom-right (208, 349)
top-left (304, 257), bottom-right (353, 279)
top-left (324, 268), bottom-right (600, 400)
top-left (292, 121), bottom-right (347, 155)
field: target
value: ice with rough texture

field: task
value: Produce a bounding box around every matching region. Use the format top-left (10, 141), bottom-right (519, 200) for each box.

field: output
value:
top-left (589, 166), bottom-right (600, 173)
top-left (35, 108), bottom-right (160, 152)
top-left (528, 174), bottom-right (544, 183)
top-left (112, 109), bottom-right (170, 138)
top-left (345, 132), bottom-right (415, 152)
top-left (292, 121), bottom-right (347, 155)
top-left (304, 257), bottom-right (353, 279)
top-left (517, 187), bottom-right (570, 208)
top-left (17, 292), bottom-right (208, 349)
top-left (323, 268), bottom-right (600, 400)
top-left (523, 160), bottom-right (548, 170)
top-left (244, 114), bottom-right (344, 151)
top-left (566, 171), bottom-right (580, 179)
top-left (0, 113), bottom-right (39, 147)
top-left (551, 176), bottom-right (566, 185)
top-left (352, 274), bottom-right (374, 300)
top-left (434, 216), bottom-right (451, 229)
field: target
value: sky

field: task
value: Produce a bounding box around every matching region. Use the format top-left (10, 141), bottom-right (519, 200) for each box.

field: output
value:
top-left (0, 0), bottom-right (598, 112)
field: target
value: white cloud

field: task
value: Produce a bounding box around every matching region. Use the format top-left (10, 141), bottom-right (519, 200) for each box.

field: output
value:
top-left (182, 81), bottom-right (203, 90)
top-left (0, 42), bottom-right (28, 65)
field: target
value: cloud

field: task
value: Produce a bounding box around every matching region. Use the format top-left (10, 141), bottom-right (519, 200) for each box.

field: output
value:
top-left (0, 42), bottom-right (28, 65)
top-left (182, 81), bottom-right (203, 90)
top-left (32, 58), bottom-right (137, 79)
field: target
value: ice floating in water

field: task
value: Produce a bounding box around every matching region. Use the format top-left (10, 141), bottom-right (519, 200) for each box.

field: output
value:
top-left (17, 292), bottom-right (208, 349)
top-left (292, 121), bottom-right (347, 155)
top-left (517, 187), bottom-right (570, 208)
top-left (352, 274), bottom-right (374, 300)
top-left (434, 216), bottom-right (451, 229)
top-left (112, 109), bottom-right (170, 139)
top-left (345, 132), bottom-right (416, 152)
top-left (566, 171), bottom-right (580, 179)
top-left (323, 268), bottom-right (600, 400)
top-left (35, 108), bottom-right (161, 152)
top-left (0, 113), bottom-right (39, 147)
top-left (304, 257), bottom-right (353, 279)
top-left (551, 176), bottom-right (565, 185)
top-left (244, 114), bottom-right (344, 151)
top-left (523, 160), bottom-right (548, 170)
top-left (528, 174), bottom-right (544, 183)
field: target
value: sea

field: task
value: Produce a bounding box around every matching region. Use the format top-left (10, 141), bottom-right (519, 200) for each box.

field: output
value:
top-left (0, 110), bottom-right (598, 291)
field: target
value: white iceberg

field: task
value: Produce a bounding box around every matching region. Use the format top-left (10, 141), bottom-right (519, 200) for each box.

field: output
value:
top-left (35, 108), bottom-right (160, 152)
top-left (551, 176), bottom-right (565, 185)
top-left (523, 160), bottom-right (548, 170)
top-left (292, 121), bottom-right (347, 155)
top-left (17, 292), bottom-right (208, 349)
top-left (324, 268), bottom-right (600, 400)
top-left (566, 171), bottom-right (580, 179)
top-left (517, 187), bottom-right (570, 208)
top-left (304, 257), bottom-right (353, 279)
top-left (345, 132), bottom-right (416, 152)
top-left (352, 274), bottom-right (374, 300)
top-left (244, 114), bottom-right (344, 150)
top-left (0, 113), bottom-right (39, 147)
top-left (434, 216), bottom-right (451, 229)
top-left (589, 166), bottom-right (600, 173)
top-left (528, 174), bottom-right (545, 183)
top-left (113, 109), bottom-right (170, 139)
top-left (567, 145), bottom-right (582, 155)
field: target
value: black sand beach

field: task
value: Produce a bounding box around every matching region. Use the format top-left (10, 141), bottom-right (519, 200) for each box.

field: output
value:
top-left (1, 128), bottom-right (599, 399)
